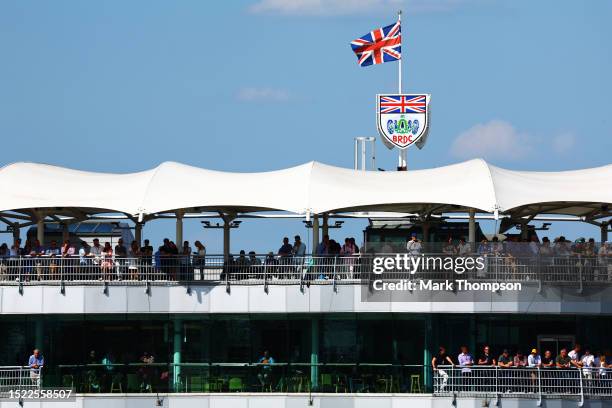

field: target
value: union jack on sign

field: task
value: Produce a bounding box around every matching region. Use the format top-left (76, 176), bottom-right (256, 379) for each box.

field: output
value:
top-left (376, 94), bottom-right (430, 149)
top-left (350, 21), bottom-right (401, 67)
top-left (379, 95), bottom-right (426, 114)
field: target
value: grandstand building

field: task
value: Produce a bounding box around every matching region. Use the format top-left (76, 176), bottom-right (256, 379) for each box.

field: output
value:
top-left (0, 159), bottom-right (611, 407)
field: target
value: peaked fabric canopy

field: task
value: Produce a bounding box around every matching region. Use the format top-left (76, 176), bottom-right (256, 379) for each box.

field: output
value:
top-left (0, 159), bottom-right (610, 219)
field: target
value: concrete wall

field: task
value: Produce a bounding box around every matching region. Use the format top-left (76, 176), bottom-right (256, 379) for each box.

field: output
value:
top-left (0, 393), bottom-right (610, 408)
top-left (1, 282), bottom-right (612, 315)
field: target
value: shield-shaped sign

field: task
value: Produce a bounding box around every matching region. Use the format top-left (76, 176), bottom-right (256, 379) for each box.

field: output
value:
top-left (376, 94), bottom-right (431, 149)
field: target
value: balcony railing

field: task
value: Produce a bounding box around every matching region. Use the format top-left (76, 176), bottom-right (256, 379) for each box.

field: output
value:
top-left (0, 366), bottom-right (42, 398)
top-left (0, 253), bottom-right (610, 287)
top-left (434, 366), bottom-right (612, 404)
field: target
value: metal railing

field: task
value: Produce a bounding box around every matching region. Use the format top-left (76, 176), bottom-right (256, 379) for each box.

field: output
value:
top-left (0, 253), bottom-right (610, 287)
top-left (0, 366), bottom-right (43, 397)
top-left (434, 366), bottom-right (612, 403)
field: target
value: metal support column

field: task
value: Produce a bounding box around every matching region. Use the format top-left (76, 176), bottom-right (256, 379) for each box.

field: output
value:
top-left (175, 211), bottom-right (184, 246)
top-left (61, 223), bottom-right (69, 243)
top-left (12, 223), bottom-right (20, 245)
top-left (468, 209), bottom-right (476, 249)
top-left (173, 318), bottom-right (183, 392)
top-left (602, 223), bottom-right (609, 243)
top-left (311, 317), bottom-right (319, 390)
top-left (37, 219), bottom-right (45, 245)
top-left (312, 215), bottom-right (319, 255)
top-left (135, 222), bottom-right (143, 246)
top-left (322, 214), bottom-right (329, 238)
top-left (423, 315), bottom-right (432, 392)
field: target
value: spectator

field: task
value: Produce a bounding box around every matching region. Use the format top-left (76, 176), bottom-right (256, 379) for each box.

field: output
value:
top-left (514, 350), bottom-right (528, 368)
top-left (556, 348), bottom-right (571, 368)
top-left (406, 233), bottom-right (422, 256)
top-left (458, 345), bottom-right (474, 372)
top-left (443, 237), bottom-right (456, 255)
top-left (528, 236), bottom-right (540, 256)
top-left (596, 352), bottom-right (608, 379)
top-left (569, 344), bottom-right (582, 368)
top-left (541, 350), bottom-right (554, 368)
top-left (498, 349), bottom-right (513, 368)
top-left (28, 348), bottom-right (44, 386)
top-left (293, 235), bottom-right (306, 257)
top-left (128, 241), bottom-right (141, 280)
top-left (79, 241), bottom-right (90, 276)
top-left (257, 350), bottom-right (275, 388)
top-left (180, 241), bottom-right (192, 280)
top-left (477, 238), bottom-right (490, 256)
top-left (194, 240), bottom-right (206, 275)
top-left (491, 236), bottom-right (503, 256)
top-left (478, 345), bottom-right (496, 366)
top-left (317, 235), bottom-right (330, 255)
top-left (528, 348), bottom-right (541, 368)
top-left (100, 242), bottom-right (113, 281)
top-left (10, 238), bottom-right (23, 257)
top-left (432, 346), bottom-right (454, 391)
top-left (341, 237), bottom-right (356, 256)
top-left (457, 237), bottom-right (471, 256)
top-left (141, 239), bottom-right (154, 267)
top-left (581, 348), bottom-right (595, 379)
top-left (278, 237), bottom-right (293, 257)
top-left (114, 239), bottom-right (127, 280)
top-left (61, 240), bottom-right (75, 257)
top-left (89, 238), bottom-right (103, 266)
top-left (138, 351), bottom-right (155, 392)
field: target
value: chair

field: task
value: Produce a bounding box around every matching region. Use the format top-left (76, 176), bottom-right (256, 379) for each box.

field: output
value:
top-left (61, 374), bottom-right (74, 389)
top-left (190, 376), bottom-right (203, 392)
top-left (126, 373), bottom-right (139, 392)
top-left (410, 374), bottom-right (421, 393)
top-left (110, 373), bottom-right (123, 393)
top-left (320, 373), bottom-right (333, 392)
top-left (228, 377), bottom-right (243, 392)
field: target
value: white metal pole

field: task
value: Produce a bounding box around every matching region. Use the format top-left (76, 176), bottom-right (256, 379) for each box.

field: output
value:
top-left (398, 10), bottom-right (402, 95)
top-left (361, 140), bottom-right (366, 171)
top-left (397, 10), bottom-right (407, 171)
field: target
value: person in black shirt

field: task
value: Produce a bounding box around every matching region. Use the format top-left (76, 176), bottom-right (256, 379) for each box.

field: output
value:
top-left (478, 345), bottom-right (497, 366)
top-left (541, 350), bottom-right (554, 368)
top-left (478, 345), bottom-right (496, 392)
top-left (432, 346), bottom-right (454, 392)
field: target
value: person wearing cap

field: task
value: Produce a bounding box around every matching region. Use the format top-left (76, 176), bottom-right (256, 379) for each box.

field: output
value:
top-left (528, 348), bottom-right (541, 368)
top-left (527, 349), bottom-right (542, 391)
top-left (406, 233), bottom-right (422, 256)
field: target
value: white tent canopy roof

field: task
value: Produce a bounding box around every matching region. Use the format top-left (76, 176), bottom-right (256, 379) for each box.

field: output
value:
top-left (0, 159), bottom-right (610, 219)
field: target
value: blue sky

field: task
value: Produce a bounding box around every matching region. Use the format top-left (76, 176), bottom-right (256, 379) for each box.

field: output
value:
top-left (1, 0), bottom-right (610, 252)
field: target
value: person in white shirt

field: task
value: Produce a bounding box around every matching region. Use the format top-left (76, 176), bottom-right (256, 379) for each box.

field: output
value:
top-left (457, 237), bottom-right (472, 256)
top-left (569, 344), bottom-right (582, 368)
top-left (293, 235), bottom-right (306, 257)
top-left (581, 348), bottom-right (595, 379)
top-left (406, 234), bottom-right (422, 256)
top-left (528, 348), bottom-right (541, 367)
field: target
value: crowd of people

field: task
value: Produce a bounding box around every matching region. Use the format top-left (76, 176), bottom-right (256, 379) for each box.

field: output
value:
top-left (0, 232), bottom-right (610, 282)
top-left (433, 343), bottom-right (612, 393)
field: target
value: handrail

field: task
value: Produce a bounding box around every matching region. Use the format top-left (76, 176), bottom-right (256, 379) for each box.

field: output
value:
top-left (0, 253), bottom-right (609, 287)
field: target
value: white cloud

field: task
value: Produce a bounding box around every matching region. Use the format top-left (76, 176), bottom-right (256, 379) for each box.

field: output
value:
top-left (551, 132), bottom-right (575, 154)
top-left (236, 87), bottom-right (290, 102)
top-left (248, 0), bottom-right (464, 16)
top-left (450, 120), bottom-right (532, 161)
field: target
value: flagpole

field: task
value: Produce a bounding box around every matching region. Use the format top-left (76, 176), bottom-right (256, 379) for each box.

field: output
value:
top-left (397, 9), bottom-right (407, 171)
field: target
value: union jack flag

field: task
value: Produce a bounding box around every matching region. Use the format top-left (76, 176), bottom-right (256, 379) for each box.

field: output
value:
top-left (379, 95), bottom-right (426, 114)
top-left (350, 21), bottom-right (401, 67)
